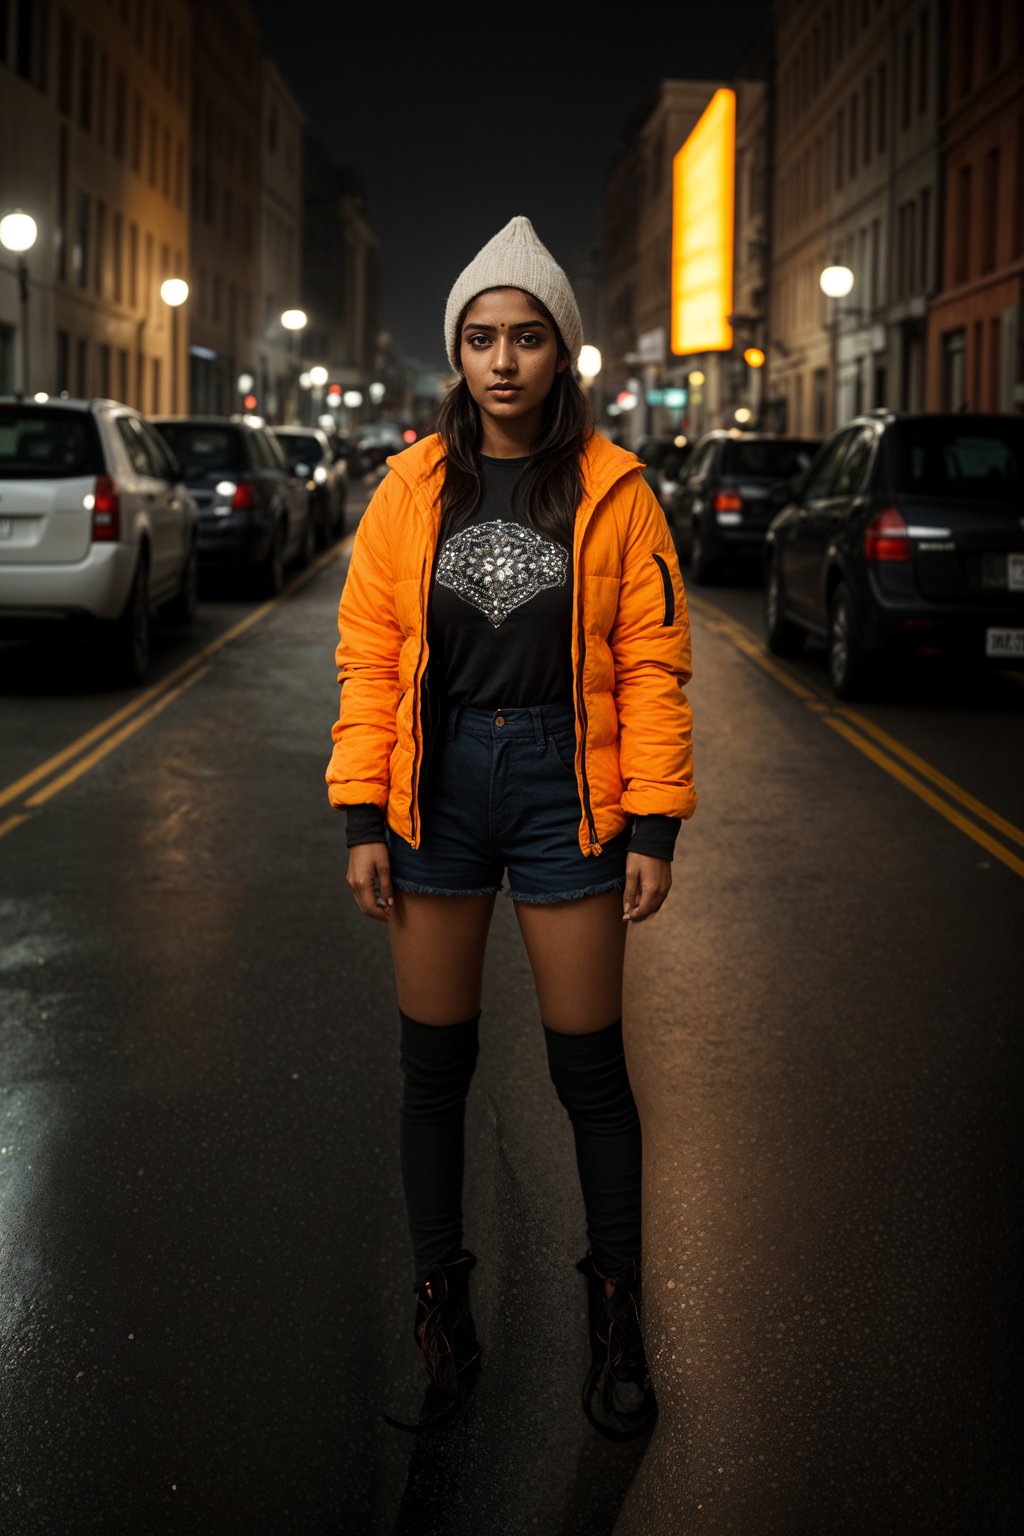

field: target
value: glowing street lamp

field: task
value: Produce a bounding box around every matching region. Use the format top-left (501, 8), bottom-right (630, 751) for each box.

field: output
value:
top-left (1, 209), bottom-right (38, 393)
top-left (160, 278), bottom-right (189, 413)
top-left (819, 265), bottom-right (855, 428)
top-left (819, 265), bottom-right (855, 299)
top-left (577, 345), bottom-right (602, 380)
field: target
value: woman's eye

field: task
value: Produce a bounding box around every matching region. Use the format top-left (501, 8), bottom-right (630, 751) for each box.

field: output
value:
top-left (467, 334), bottom-right (490, 348)
top-left (518, 333), bottom-right (539, 346)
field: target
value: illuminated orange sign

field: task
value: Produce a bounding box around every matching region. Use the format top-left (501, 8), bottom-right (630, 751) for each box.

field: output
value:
top-left (671, 89), bottom-right (735, 355)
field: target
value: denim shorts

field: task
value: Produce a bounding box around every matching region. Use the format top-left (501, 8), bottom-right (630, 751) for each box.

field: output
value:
top-left (386, 701), bottom-right (630, 904)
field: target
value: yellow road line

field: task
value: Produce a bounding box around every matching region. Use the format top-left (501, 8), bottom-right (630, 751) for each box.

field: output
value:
top-left (691, 596), bottom-right (1024, 880)
top-left (0, 811), bottom-right (33, 842)
top-left (824, 717), bottom-right (1024, 880)
top-left (836, 707), bottom-right (1024, 851)
top-left (0, 532), bottom-right (355, 814)
top-left (26, 666), bottom-right (211, 808)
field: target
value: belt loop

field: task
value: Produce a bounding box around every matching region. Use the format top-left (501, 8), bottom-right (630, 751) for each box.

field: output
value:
top-left (530, 706), bottom-right (545, 749)
top-left (446, 703), bottom-right (463, 740)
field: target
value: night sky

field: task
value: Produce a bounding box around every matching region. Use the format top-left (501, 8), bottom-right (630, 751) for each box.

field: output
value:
top-left (246, 1), bottom-right (771, 372)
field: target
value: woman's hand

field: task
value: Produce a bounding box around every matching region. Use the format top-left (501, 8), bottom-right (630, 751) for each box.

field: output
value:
top-left (346, 843), bottom-right (394, 922)
top-left (622, 852), bottom-right (672, 923)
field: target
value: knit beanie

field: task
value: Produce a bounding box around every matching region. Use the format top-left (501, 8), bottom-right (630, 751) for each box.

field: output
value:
top-left (444, 215), bottom-right (583, 374)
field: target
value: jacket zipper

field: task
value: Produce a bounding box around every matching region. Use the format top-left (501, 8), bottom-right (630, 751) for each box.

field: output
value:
top-left (409, 554), bottom-right (427, 846)
top-left (652, 552), bottom-right (675, 625)
top-left (575, 577), bottom-right (600, 855)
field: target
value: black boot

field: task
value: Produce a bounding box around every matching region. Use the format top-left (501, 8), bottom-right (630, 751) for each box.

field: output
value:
top-left (576, 1250), bottom-right (658, 1442)
top-left (382, 1248), bottom-right (482, 1433)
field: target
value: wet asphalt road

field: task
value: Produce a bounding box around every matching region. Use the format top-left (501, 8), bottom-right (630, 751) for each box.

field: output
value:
top-left (0, 478), bottom-right (1021, 1535)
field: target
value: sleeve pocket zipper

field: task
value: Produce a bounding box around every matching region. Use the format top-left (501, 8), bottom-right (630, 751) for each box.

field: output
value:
top-left (651, 552), bottom-right (675, 626)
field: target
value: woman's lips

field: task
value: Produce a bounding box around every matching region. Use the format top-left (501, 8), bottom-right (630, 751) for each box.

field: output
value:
top-left (488, 385), bottom-right (521, 397)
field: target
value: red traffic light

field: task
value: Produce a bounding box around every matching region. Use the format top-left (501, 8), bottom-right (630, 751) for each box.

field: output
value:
top-left (243, 393), bottom-right (257, 409)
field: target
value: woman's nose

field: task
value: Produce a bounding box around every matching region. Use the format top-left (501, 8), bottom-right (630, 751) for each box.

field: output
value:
top-left (492, 335), bottom-right (516, 372)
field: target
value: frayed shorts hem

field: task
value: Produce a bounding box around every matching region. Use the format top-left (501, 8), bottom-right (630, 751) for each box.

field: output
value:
top-left (392, 877), bottom-right (503, 898)
top-left (505, 876), bottom-right (627, 905)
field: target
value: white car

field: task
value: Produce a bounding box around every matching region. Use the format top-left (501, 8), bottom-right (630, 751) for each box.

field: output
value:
top-left (0, 397), bottom-right (199, 683)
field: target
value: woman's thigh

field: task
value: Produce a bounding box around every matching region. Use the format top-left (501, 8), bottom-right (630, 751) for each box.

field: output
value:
top-left (513, 890), bottom-right (627, 1035)
top-left (388, 891), bottom-right (497, 1024)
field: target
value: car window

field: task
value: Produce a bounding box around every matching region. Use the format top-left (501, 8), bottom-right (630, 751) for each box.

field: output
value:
top-left (250, 428), bottom-right (282, 472)
top-left (688, 442), bottom-right (716, 479)
top-left (722, 439), bottom-right (821, 479)
top-left (831, 429), bottom-right (875, 497)
top-left (0, 406), bottom-right (103, 478)
top-left (801, 433), bottom-right (853, 500)
top-left (152, 422), bottom-right (245, 477)
top-left (892, 419), bottom-right (1024, 499)
top-left (134, 417), bottom-right (178, 480)
top-left (275, 432), bottom-right (323, 469)
top-left (115, 416), bottom-right (156, 477)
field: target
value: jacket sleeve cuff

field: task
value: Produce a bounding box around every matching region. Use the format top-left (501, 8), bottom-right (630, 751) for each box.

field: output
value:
top-left (629, 813), bottom-right (681, 861)
top-left (344, 803), bottom-right (389, 847)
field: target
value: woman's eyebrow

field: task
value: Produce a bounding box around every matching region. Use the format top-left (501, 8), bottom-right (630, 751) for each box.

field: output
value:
top-left (462, 319), bottom-right (550, 332)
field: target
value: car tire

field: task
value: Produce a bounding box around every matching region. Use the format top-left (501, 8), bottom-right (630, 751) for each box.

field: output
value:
top-left (106, 554), bottom-right (151, 685)
top-left (764, 560), bottom-right (806, 656)
top-left (691, 523), bottom-right (716, 585)
top-left (165, 540), bottom-right (198, 625)
top-left (828, 581), bottom-right (875, 699)
top-left (259, 520), bottom-right (286, 598)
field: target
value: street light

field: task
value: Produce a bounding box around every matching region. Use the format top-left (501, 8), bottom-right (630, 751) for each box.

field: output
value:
top-left (280, 309), bottom-right (307, 423)
top-left (819, 264), bottom-right (855, 428)
top-left (1, 209), bottom-right (38, 394)
top-left (160, 277), bottom-right (189, 413)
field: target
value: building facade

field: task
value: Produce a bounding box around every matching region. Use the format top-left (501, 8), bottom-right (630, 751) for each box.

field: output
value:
top-left (1, 0), bottom-right (191, 411)
top-left (927, 0), bottom-right (1024, 411)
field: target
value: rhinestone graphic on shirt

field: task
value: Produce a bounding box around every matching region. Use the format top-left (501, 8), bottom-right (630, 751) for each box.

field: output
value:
top-left (436, 520), bottom-right (569, 628)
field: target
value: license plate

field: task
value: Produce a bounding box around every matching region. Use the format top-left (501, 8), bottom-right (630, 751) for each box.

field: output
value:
top-left (0, 516), bottom-right (11, 539)
top-left (1010, 553), bottom-right (1024, 591)
top-left (986, 627), bottom-right (1024, 657)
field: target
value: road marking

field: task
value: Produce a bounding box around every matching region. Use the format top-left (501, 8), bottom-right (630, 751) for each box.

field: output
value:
top-left (0, 812), bottom-right (32, 842)
top-left (687, 592), bottom-right (1024, 880)
top-left (0, 532), bottom-right (356, 822)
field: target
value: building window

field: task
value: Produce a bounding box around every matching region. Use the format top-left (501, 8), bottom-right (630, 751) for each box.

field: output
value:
top-left (175, 142), bottom-right (184, 208)
top-left (79, 31), bottom-right (93, 131)
top-left (118, 347), bottom-right (129, 404)
top-left (919, 187), bottom-right (930, 291)
top-left (57, 12), bottom-right (73, 117)
top-left (213, 272), bottom-right (222, 323)
top-left (901, 30), bottom-right (912, 130)
top-left (132, 91), bottom-right (142, 173)
top-left (955, 164), bottom-right (971, 283)
top-left (15, 0), bottom-right (50, 90)
top-left (864, 75), bottom-right (872, 164)
top-left (942, 330), bottom-right (965, 410)
top-left (56, 329), bottom-right (70, 393)
top-left (877, 63), bottom-right (886, 153)
top-left (162, 126), bottom-right (171, 198)
top-left (98, 342), bottom-right (110, 398)
top-left (57, 124), bottom-right (69, 283)
top-left (988, 0), bottom-right (1002, 74)
top-left (97, 50), bottom-right (108, 146)
top-left (961, 14), bottom-right (974, 97)
top-left (837, 106), bottom-right (845, 189)
top-left (849, 93), bottom-right (858, 178)
top-left (113, 210), bottom-right (123, 303)
top-left (918, 9), bottom-right (929, 114)
top-left (268, 100), bottom-right (278, 152)
top-left (128, 220), bottom-right (138, 308)
top-left (148, 111), bottom-right (157, 187)
top-left (75, 337), bottom-right (88, 398)
top-left (114, 70), bottom-right (126, 157)
top-left (144, 230), bottom-right (153, 313)
top-left (73, 191), bottom-right (89, 289)
top-left (870, 217), bottom-right (881, 309)
top-left (95, 198), bottom-right (106, 297)
top-left (982, 149), bottom-right (999, 272)
top-left (151, 356), bottom-right (161, 413)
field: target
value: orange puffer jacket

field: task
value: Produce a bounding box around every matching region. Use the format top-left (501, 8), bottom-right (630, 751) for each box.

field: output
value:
top-left (326, 431), bottom-right (696, 855)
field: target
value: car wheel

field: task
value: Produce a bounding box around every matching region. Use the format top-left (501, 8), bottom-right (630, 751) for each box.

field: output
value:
top-left (107, 555), bottom-right (151, 685)
top-left (166, 540), bottom-right (198, 625)
top-left (259, 521), bottom-right (286, 598)
top-left (764, 560), bottom-right (806, 656)
top-left (691, 524), bottom-right (716, 585)
top-left (827, 581), bottom-right (875, 699)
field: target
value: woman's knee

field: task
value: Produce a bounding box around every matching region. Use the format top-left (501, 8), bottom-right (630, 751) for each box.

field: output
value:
top-left (399, 1008), bottom-right (481, 1117)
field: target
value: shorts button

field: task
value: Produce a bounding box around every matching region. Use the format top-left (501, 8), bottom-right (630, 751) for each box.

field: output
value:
top-left (495, 714), bottom-right (506, 728)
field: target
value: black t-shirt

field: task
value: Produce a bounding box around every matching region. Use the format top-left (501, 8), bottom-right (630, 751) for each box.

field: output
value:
top-left (427, 453), bottom-right (573, 707)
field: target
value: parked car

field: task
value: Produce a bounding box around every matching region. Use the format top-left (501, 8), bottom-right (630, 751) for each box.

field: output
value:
top-left (0, 396), bottom-right (199, 684)
top-left (669, 429), bottom-right (822, 583)
top-left (763, 410), bottom-right (1024, 698)
top-left (636, 435), bottom-right (693, 510)
top-left (350, 421), bottom-right (408, 474)
top-left (149, 414), bottom-right (313, 596)
top-left (271, 425), bottom-right (347, 548)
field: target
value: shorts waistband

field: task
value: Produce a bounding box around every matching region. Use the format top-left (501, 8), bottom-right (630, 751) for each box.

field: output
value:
top-left (444, 701), bottom-right (575, 746)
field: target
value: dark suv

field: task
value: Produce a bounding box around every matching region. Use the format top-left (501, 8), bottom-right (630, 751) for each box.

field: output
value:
top-left (150, 414), bottom-right (313, 595)
top-left (669, 430), bottom-right (821, 583)
top-left (763, 410), bottom-right (1024, 697)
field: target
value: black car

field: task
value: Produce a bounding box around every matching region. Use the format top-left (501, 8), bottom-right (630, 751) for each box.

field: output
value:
top-left (636, 435), bottom-right (693, 510)
top-left (272, 425), bottom-right (347, 548)
top-left (669, 430), bottom-right (822, 583)
top-left (763, 410), bottom-right (1024, 698)
top-left (150, 414), bottom-right (313, 596)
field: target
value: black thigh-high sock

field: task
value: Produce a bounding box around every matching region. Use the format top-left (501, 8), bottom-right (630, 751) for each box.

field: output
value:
top-left (398, 1008), bottom-right (481, 1282)
top-left (543, 1017), bottom-right (642, 1274)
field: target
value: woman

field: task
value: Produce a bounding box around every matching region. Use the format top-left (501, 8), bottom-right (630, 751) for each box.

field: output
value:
top-left (326, 216), bottom-right (697, 1437)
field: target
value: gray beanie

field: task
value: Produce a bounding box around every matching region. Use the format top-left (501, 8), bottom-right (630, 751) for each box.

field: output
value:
top-left (444, 215), bottom-right (583, 374)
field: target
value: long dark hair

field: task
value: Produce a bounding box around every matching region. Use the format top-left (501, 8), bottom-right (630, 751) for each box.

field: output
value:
top-left (434, 292), bottom-right (592, 550)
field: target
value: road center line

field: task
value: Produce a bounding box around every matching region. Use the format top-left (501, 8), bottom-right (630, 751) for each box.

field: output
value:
top-left (688, 593), bottom-right (1024, 878)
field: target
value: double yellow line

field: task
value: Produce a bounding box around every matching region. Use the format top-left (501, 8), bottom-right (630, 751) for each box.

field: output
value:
top-left (0, 536), bottom-right (353, 843)
top-left (688, 593), bottom-right (1024, 881)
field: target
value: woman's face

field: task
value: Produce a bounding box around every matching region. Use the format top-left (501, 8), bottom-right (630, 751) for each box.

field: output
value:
top-left (459, 288), bottom-right (566, 446)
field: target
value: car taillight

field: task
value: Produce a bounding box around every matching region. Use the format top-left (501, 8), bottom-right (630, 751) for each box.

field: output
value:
top-left (231, 480), bottom-right (255, 510)
top-left (91, 474), bottom-right (120, 541)
top-left (864, 506), bottom-right (911, 562)
top-left (713, 490), bottom-right (743, 515)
